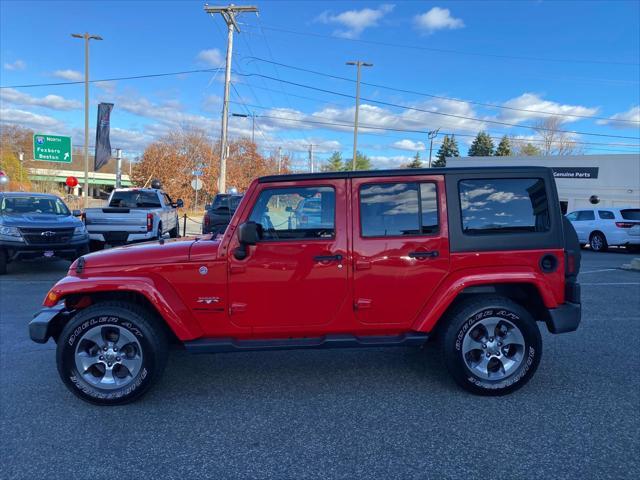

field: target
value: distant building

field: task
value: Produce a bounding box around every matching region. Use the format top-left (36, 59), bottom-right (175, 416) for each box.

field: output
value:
top-left (446, 154), bottom-right (640, 213)
top-left (28, 167), bottom-right (133, 199)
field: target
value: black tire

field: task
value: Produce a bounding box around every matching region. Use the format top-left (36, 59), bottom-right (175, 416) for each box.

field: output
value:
top-left (56, 301), bottom-right (168, 405)
top-left (439, 295), bottom-right (542, 396)
top-left (156, 222), bottom-right (163, 240)
top-left (0, 248), bottom-right (7, 275)
top-left (169, 224), bottom-right (179, 238)
top-left (89, 240), bottom-right (104, 252)
top-left (589, 231), bottom-right (608, 252)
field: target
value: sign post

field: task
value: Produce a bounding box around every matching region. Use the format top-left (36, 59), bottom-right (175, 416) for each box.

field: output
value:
top-left (33, 134), bottom-right (72, 163)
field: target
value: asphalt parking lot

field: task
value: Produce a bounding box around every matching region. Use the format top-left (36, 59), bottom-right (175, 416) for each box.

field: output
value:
top-left (1, 250), bottom-right (639, 479)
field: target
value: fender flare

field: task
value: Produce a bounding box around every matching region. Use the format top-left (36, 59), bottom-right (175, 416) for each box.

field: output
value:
top-left (411, 267), bottom-right (559, 333)
top-left (44, 274), bottom-right (203, 340)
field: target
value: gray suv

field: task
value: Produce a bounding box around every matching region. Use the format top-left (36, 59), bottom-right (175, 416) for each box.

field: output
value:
top-left (0, 192), bottom-right (89, 274)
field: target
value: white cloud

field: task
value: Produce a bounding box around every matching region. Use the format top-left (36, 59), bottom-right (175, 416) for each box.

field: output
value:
top-left (369, 155), bottom-right (412, 169)
top-left (196, 49), bottom-right (224, 67)
top-left (0, 88), bottom-right (81, 111)
top-left (52, 69), bottom-right (84, 81)
top-left (596, 105), bottom-right (640, 130)
top-left (316, 4), bottom-right (395, 38)
top-left (95, 81), bottom-right (117, 94)
top-left (3, 59), bottom-right (26, 71)
top-left (497, 93), bottom-right (598, 124)
top-left (0, 108), bottom-right (65, 130)
top-left (392, 139), bottom-right (425, 151)
top-left (414, 7), bottom-right (464, 33)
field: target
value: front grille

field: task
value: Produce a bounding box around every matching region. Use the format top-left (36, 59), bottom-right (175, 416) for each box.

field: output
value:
top-left (19, 227), bottom-right (74, 245)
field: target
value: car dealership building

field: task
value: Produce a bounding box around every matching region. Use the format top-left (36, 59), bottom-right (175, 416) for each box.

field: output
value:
top-left (446, 154), bottom-right (640, 213)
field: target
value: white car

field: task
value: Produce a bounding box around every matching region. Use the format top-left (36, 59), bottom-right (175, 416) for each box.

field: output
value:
top-left (566, 207), bottom-right (640, 252)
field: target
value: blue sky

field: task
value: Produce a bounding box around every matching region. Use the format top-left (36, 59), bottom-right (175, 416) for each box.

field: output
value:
top-left (1, 0), bottom-right (639, 170)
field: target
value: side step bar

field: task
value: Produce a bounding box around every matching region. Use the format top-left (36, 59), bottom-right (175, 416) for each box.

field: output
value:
top-left (183, 332), bottom-right (429, 354)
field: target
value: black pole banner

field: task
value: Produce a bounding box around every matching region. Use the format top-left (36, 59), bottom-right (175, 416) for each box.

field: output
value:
top-left (94, 102), bottom-right (114, 171)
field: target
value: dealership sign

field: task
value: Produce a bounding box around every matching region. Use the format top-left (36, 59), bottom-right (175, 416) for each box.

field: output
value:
top-left (551, 167), bottom-right (599, 179)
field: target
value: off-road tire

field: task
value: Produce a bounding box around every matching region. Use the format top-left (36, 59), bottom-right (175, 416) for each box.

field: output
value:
top-left (0, 248), bottom-right (7, 275)
top-left (589, 231), bottom-right (608, 252)
top-left (439, 295), bottom-right (542, 396)
top-left (56, 301), bottom-right (168, 405)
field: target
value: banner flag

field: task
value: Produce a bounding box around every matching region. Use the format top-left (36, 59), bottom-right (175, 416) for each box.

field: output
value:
top-left (94, 102), bottom-right (114, 171)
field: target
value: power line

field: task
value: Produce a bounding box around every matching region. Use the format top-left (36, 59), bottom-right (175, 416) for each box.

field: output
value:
top-left (234, 72), bottom-right (640, 140)
top-left (242, 24), bottom-right (640, 67)
top-left (243, 56), bottom-right (640, 125)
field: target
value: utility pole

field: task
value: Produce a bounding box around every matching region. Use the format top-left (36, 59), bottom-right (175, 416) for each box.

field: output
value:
top-left (204, 4), bottom-right (258, 194)
top-left (277, 146), bottom-right (282, 174)
top-left (231, 112), bottom-right (255, 143)
top-left (427, 128), bottom-right (440, 168)
top-left (71, 32), bottom-right (102, 208)
top-left (346, 60), bottom-right (372, 170)
top-left (308, 144), bottom-right (315, 173)
top-left (115, 148), bottom-right (122, 188)
top-left (18, 151), bottom-right (24, 184)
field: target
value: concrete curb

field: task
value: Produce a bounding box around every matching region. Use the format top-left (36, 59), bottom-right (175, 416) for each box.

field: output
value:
top-left (621, 257), bottom-right (640, 271)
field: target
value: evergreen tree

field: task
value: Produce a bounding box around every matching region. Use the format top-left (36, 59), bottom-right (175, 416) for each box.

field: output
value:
top-left (520, 143), bottom-right (542, 156)
top-left (468, 131), bottom-right (494, 156)
top-left (406, 151), bottom-right (423, 168)
top-left (354, 151), bottom-right (372, 171)
top-left (432, 135), bottom-right (460, 167)
top-left (494, 135), bottom-right (512, 156)
top-left (323, 151), bottom-right (344, 172)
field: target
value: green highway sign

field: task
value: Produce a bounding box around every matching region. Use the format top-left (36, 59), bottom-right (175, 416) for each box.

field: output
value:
top-left (33, 134), bottom-right (72, 163)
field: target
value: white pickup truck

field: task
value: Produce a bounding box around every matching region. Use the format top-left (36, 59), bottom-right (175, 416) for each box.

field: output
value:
top-left (83, 188), bottom-right (183, 248)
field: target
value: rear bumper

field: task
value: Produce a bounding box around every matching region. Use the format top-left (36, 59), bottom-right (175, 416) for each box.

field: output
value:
top-left (89, 231), bottom-right (155, 244)
top-left (29, 304), bottom-right (69, 344)
top-left (546, 302), bottom-right (581, 334)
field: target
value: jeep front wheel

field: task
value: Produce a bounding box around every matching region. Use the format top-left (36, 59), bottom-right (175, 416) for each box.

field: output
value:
top-left (56, 301), bottom-right (168, 405)
top-left (440, 296), bottom-right (542, 395)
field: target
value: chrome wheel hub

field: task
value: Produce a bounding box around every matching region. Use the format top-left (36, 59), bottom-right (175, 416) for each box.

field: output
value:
top-left (74, 325), bottom-right (143, 390)
top-left (461, 317), bottom-right (525, 381)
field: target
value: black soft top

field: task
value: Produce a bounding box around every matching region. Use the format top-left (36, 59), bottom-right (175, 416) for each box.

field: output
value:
top-left (258, 166), bottom-right (552, 183)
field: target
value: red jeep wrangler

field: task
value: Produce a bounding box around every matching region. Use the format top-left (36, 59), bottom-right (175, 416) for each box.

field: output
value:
top-left (30, 167), bottom-right (581, 404)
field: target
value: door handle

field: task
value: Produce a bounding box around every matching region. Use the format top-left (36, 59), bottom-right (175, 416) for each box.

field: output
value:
top-left (313, 254), bottom-right (343, 263)
top-left (408, 251), bottom-right (439, 259)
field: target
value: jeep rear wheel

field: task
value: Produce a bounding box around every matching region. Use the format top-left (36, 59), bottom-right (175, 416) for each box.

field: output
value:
top-left (56, 301), bottom-right (168, 405)
top-left (440, 296), bottom-right (542, 395)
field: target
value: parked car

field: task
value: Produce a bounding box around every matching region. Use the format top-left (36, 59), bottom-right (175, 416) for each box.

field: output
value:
top-left (30, 166), bottom-right (582, 404)
top-left (83, 187), bottom-right (183, 249)
top-left (0, 192), bottom-right (89, 274)
top-left (202, 193), bottom-right (243, 235)
top-left (566, 207), bottom-right (640, 252)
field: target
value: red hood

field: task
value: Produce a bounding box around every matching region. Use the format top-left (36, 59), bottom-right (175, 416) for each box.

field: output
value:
top-left (77, 238), bottom-right (196, 269)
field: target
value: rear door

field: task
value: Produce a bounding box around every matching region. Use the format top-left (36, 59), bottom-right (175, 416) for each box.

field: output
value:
top-left (573, 210), bottom-right (596, 243)
top-left (227, 179), bottom-right (350, 335)
top-left (351, 175), bottom-right (450, 327)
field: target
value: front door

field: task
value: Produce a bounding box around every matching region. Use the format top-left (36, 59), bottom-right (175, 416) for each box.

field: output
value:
top-left (227, 180), bottom-right (350, 336)
top-left (351, 175), bottom-right (450, 328)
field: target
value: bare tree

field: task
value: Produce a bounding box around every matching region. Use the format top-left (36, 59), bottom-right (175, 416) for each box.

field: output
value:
top-left (532, 117), bottom-right (584, 156)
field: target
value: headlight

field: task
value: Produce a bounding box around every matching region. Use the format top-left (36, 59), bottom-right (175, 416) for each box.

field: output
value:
top-left (0, 226), bottom-right (22, 237)
top-left (74, 225), bottom-right (87, 235)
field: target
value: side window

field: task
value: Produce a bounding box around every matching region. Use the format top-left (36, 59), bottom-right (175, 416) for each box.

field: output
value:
top-left (459, 178), bottom-right (550, 234)
top-left (248, 186), bottom-right (335, 241)
top-left (359, 182), bottom-right (439, 237)
top-left (577, 210), bottom-right (595, 221)
top-left (566, 212), bottom-right (578, 221)
top-left (163, 193), bottom-right (172, 206)
top-left (598, 210), bottom-right (615, 220)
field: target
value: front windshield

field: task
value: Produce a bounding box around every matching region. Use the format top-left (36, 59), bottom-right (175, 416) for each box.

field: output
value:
top-left (0, 196), bottom-right (71, 216)
top-left (109, 191), bottom-right (161, 208)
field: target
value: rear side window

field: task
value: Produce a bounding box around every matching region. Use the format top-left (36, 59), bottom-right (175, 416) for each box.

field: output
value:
top-left (360, 182), bottom-right (439, 237)
top-left (109, 191), bottom-right (161, 208)
top-left (576, 211), bottom-right (595, 221)
top-left (598, 210), bottom-right (615, 220)
top-left (459, 178), bottom-right (550, 234)
top-left (248, 186), bottom-right (335, 241)
top-left (621, 209), bottom-right (640, 220)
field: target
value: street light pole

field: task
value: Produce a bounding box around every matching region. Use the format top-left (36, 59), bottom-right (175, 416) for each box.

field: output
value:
top-left (72, 32), bottom-right (102, 208)
top-left (346, 60), bottom-right (372, 170)
top-left (428, 128), bottom-right (440, 168)
top-left (204, 4), bottom-right (258, 194)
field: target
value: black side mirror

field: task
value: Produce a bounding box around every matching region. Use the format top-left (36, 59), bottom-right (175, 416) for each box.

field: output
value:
top-left (234, 221), bottom-right (260, 260)
top-left (173, 199), bottom-right (184, 208)
top-left (285, 206), bottom-right (293, 212)
top-left (72, 209), bottom-right (82, 217)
